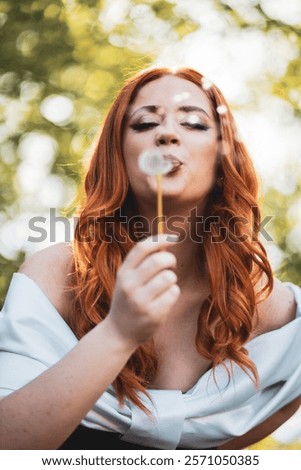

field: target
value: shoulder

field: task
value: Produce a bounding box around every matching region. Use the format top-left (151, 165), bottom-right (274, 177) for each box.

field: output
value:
top-left (255, 277), bottom-right (297, 335)
top-left (18, 242), bottom-right (74, 320)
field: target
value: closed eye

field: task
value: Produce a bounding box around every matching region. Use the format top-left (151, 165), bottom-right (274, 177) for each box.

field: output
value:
top-left (182, 122), bottom-right (209, 131)
top-left (130, 122), bottom-right (159, 132)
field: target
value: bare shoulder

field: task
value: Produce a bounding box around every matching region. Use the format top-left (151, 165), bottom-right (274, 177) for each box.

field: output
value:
top-left (255, 277), bottom-right (297, 335)
top-left (18, 242), bottom-right (74, 320)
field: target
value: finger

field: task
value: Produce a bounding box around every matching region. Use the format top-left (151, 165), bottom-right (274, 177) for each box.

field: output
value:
top-left (148, 284), bottom-right (181, 312)
top-left (134, 251), bottom-right (177, 286)
top-left (122, 234), bottom-right (179, 271)
top-left (137, 269), bottom-right (178, 302)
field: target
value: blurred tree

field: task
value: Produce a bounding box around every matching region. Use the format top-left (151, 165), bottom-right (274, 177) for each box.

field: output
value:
top-left (0, 0), bottom-right (197, 305)
top-left (248, 435), bottom-right (301, 450)
top-left (212, 0), bottom-right (301, 287)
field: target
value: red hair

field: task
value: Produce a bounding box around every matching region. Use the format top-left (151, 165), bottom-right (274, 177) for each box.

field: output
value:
top-left (70, 67), bottom-right (273, 412)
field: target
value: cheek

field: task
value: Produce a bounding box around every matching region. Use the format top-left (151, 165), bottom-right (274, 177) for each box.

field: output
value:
top-left (123, 142), bottom-right (147, 191)
top-left (123, 132), bottom-right (153, 179)
top-left (123, 135), bottom-right (144, 174)
top-left (123, 141), bottom-right (139, 172)
top-left (122, 135), bottom-right (131, 162)
top-left (123, 130), bottom-right (145, 153)
top-left (192, 137), bottom-right (219, 167)
top-left (124, 159), bottom-right (140, 186)
top-left (123, 136), bottom-right (135, 172)
top-left (190, 143), bottom-right (219, 189)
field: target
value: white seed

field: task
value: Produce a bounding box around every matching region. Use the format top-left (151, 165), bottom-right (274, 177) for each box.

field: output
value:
top-left (172, 91), bottom-right (190, 103)
top-left (216, 105), bottom-right (228, 115)
top-left (138, 150), bottom-right (173, 176)
top-left (186, 114), bottom-right (200, 124)
top-left (201, 77), bottom-right (213, 91)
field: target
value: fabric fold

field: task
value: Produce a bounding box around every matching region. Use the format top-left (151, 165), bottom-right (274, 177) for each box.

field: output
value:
top-left (121, 389), bottom-right (185, 449)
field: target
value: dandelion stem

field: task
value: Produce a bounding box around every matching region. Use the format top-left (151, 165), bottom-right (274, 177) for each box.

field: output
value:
top-left (157, 173), bottom-right (164, 234)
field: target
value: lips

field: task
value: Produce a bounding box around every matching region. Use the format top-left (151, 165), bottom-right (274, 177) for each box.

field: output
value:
top-left (163, 154), bottom-right (183, 168)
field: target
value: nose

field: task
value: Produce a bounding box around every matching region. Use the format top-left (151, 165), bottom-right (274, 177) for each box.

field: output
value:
top-left (155, 119), bottom-right (181, 146)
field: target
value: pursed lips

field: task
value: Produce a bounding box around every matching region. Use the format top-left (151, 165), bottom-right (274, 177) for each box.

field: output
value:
top-left (163, 154), bottom-right (184, 167)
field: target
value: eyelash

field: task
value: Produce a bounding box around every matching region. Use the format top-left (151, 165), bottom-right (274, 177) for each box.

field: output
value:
top-left (131, 122), bottom-right (158, 131)
top-left (130, 122), bottom-right (209, 132)
top-left (183, 122), bottom-right (209, 131)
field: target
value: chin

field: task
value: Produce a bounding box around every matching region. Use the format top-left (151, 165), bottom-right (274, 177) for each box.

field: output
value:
top-left (147, 175), bottom-right (186, 194)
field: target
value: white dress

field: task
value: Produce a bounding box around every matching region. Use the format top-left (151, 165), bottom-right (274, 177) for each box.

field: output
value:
top-left (0, 273), bottom-right (301, 449)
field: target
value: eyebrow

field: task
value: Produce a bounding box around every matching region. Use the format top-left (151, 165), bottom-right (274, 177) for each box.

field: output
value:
top-left (129, 105), bottom-right (211, 120)
top-left (128, 105), bottom-right (160, 119)
top-left (178, 105), bottom-right (210, 118)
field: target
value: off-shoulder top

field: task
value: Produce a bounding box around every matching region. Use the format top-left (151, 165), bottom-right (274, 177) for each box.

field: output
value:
top-left (0, 273), bottom-right (301, 449)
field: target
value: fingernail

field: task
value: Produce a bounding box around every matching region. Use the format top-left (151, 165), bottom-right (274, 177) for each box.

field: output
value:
top-left (166, 235), bottom-right (179, 242)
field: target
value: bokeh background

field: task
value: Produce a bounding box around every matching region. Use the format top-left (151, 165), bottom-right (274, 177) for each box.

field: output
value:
top-left (0, 0), bottom-right (300, 449)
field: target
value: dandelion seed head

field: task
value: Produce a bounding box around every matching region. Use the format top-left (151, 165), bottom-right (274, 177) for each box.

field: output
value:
top-left (138, 150), bottom-right (173, 176)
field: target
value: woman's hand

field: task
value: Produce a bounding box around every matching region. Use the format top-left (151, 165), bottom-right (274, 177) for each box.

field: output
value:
top-left (106, 233), bottom-right (180, 348)
top-left (1, 239), bottom-right (179, 449)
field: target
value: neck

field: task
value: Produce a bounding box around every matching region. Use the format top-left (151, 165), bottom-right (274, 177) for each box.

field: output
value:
top-left (167, 238), bottom-right (204, 289)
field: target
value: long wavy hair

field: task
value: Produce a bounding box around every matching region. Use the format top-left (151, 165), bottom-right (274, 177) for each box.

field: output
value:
top-left (70, 67), bottom-right (273, 412)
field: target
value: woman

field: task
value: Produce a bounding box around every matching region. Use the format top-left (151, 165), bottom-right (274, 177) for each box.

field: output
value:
top-left (0, 67), bottom-right (301, 450)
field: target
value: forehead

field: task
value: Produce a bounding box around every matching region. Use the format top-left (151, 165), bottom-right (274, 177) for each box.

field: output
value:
top-left (128, 75), bottom-right (213, 117)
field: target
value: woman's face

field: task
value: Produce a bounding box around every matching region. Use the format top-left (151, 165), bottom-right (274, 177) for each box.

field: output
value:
top-left (122, 75), bottom-right (219, 210)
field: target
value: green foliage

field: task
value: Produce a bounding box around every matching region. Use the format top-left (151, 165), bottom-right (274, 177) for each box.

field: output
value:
top-left (0, 0), bottom-right (203, 298)
top-left (0, 251), bottom-right (26, 307)
top-left (249, 435), bottom-right (301, 450)
top-left (0, 0), bottom-right (189, 293)
top-left (150, 0), bottom-right (198, 37)
top-left (213, 0), bottom-right (301, 288)
top-left (261, 185), bottom-right (301, 285)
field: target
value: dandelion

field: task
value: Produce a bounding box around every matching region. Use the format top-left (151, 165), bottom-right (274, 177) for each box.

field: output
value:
top-left (138, 150), bottom-right (173, 176)
top-left (138, 150), bottom-right (173, 234)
